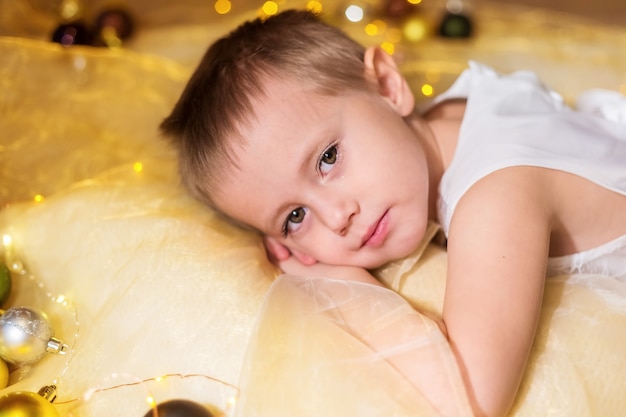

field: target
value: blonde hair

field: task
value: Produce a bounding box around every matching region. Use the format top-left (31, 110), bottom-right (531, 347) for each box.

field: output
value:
top-left (160, 9), bottom-right (371, 207)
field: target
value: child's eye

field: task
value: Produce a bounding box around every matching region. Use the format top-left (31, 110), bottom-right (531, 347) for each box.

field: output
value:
top-left (319, 144), bottom-right (338, 175)
top-left (282, 207), bottom-right (307, 237)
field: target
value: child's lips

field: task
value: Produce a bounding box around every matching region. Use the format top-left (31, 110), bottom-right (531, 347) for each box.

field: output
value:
top-left (361, 210), bottom-right (390, 248)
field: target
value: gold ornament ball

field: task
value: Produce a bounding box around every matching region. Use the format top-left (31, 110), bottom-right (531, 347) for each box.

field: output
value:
top-left (0, 391), bottom-right (60, 417)
top-left (0, 358), bottom-right (8, 389)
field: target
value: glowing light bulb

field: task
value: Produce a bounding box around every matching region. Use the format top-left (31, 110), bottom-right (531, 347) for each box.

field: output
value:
top-left (215, 0), bottom-right (231, 14)
top-left (133, 162), bottom-right (143, 173)
top-left (345, 5), bottom-right (364, 22)
top-left (34, 194), bottom-right (45, 203)
top-left (421, 84), bottom-right (434, 96)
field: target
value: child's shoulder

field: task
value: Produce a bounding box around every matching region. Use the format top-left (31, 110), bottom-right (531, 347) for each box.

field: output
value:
top-left (423, 98), bottom-right (466, 121)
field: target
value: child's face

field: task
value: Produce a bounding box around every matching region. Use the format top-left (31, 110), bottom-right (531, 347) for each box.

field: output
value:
top-left (213, 76), bottom-right (432, 269)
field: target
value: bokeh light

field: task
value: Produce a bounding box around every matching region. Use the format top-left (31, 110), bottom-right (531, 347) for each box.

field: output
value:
top-left (262, 1), bottom-right (279, 16)
top-left (345, 5), bottom-right (364, 23)
top-left (380, 41), bottom-right (394, 55)
top-left (306, 0), bottom-right (322, 13)
top-left (214, 0), bottom-right (231, 15)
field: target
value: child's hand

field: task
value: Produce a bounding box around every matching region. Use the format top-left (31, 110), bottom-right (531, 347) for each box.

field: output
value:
top-left (264, 236), bottom-right (317, 265)
top-left (263, 236), bottom-right (382, 286)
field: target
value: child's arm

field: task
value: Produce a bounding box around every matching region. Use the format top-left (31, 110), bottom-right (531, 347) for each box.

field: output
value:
top-left (274, 255), bottom-right (383, 286)
top-left (444, 166), bottom-right (552, 417)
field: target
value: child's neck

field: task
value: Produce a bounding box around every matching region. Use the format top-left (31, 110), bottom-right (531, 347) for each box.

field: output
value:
top-left (409, 100), bottom-right (466, 219)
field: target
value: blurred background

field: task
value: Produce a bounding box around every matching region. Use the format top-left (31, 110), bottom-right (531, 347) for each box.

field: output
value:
top-left (497, 0), bottom-right (625, 25)
top-left (0, 0), bottom-right (624, 40)
top-left (1, 0), bottom-right (625, 107)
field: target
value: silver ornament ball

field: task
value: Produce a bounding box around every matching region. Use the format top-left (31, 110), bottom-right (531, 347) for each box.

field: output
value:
top-left (0, 306), bottom-right (53, 364)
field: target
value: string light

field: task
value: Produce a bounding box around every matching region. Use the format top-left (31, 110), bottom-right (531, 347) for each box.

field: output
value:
top-left (1, 238), bottom-right (237, 415)
top-left (133, 162), bottom-right (143, 173)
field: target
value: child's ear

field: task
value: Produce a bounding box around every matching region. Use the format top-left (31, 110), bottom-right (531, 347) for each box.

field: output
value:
top-left (363, 46), bottom-right (415, 117)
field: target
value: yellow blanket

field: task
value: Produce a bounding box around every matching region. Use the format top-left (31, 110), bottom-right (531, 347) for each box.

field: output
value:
top-left (1, 4), bottom-right (625, 416)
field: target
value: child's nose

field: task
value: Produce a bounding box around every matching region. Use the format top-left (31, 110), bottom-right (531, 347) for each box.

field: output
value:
top-left (318, 196), bottom-right (359, 236)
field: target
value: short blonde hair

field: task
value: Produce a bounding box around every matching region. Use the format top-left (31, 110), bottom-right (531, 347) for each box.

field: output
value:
top-left (160, 9), bottom-right (370, 207)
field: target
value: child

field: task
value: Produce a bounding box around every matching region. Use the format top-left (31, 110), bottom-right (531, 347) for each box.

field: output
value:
top-left (160, 9), bottom-right (626, 417)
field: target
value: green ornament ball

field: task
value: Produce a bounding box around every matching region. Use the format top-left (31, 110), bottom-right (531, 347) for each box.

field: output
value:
top-left (0, 263), bottom-right (11, 307)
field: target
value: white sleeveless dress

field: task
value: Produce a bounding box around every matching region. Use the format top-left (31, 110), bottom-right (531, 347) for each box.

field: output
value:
top-left (428, 62), bottom-right (626, 279)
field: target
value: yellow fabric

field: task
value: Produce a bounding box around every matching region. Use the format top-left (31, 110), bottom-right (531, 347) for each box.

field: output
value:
top-left (1, 3), bottom-right (626, 416)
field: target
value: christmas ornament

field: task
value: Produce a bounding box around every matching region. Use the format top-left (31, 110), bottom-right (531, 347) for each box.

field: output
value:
top-left (94, 8), bottom-right (135, 47)
top-left (51, 21), bottom-right (93, 46)
top-left (438, 12), bottom-right (472, 38)
top-left (0, 306), bottom-right (69, 365)
top-left (0, 262), bottom-right (11, 307)
top-left (142, 399), bottom-right (215, 417)
top-left (0, 358), bottom-right (8, 389)
top-left (438, 0), bottom-right (472, 38)
top-left (0, 387), bottom-right (60, 417)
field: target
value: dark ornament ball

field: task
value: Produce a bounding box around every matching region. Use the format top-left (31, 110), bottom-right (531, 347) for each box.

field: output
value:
top-left (438, 12), bottom-right (473, 38)
top-left (51, 21), bottom-right (93, 46)
top-left (142, 399), bottom-right (214, 417)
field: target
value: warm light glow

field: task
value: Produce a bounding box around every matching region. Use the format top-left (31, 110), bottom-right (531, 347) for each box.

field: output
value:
top-left (421, 84), bottom-right (434, 96)
top-left (2, 234), bottom-right (11, 248)
top-left (426, 71), bottom-right (441, 83)
top-left (215, 0), bottom-right (231, 14)
top-left (34, 194), bottom-right (45, 203)
top-left (407, 0), bottom-right (422, 4)
top-left (345, 5), bottom-right (364, 23)
top-left (403, 17), bottom-right (428, 42)
top-left (306, 0), bottom-right (322, 13)
top-left (146, 396), bottom-right (156, 406)
top-left (380, 41), bottom-right (395, 55)
top-left (60, 0), bottom-right (80, 20)
top-left (385, 27), bottom-right (402, 43)
top-left (101, 27), bottom-right (122, 48)
top-left (133, 162), bottom-right (143, 173)
top-left (364, 23), bottom-right (378, 36)
top-left (262, 1), bottom-right (279, 16)
top-left (365, 19), bottom-right (387, 36)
